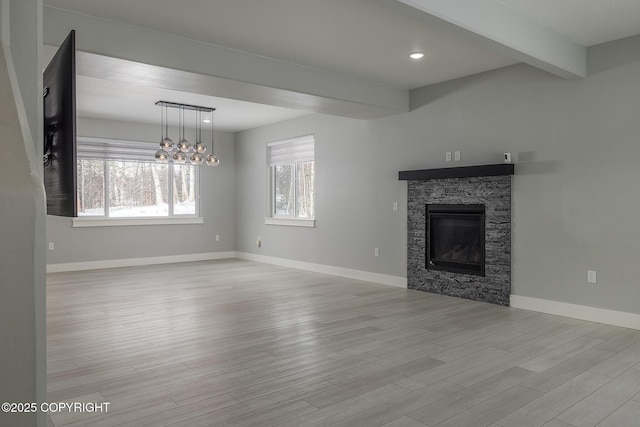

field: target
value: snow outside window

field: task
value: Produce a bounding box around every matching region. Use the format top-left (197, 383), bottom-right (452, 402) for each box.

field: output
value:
top-left (267, 135), bottom-right (314, 219)
top-left (76, 137), bottom-right (198, 218)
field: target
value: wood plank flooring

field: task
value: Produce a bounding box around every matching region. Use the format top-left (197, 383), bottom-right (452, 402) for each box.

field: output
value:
top-left (46, 259), bottom-right (640, 426)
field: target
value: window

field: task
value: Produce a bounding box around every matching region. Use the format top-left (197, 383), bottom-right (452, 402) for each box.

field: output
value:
top-left (267, 135), bottom-right (315, 226)
top-left (76, 137), bottom-right (198, 219)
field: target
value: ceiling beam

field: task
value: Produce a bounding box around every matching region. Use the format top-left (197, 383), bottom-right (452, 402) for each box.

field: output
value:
top-left (397, 0), bottom-right (586, 79)
top-left (43, 6), bottom-right (408, 120)
top-left (72, 52), bottom-right (402, 121)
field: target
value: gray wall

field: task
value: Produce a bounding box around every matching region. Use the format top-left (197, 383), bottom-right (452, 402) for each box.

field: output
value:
top-left (10, 0), bottom-right (42, 156)
top-left (47, 118), bottom-right (235, 265)
top-left (235, 114), bottom-right (407, 275)
top-left (235, 35), bottom-right (640, 315)
top-left (0, 1), bottom-right (46, 426)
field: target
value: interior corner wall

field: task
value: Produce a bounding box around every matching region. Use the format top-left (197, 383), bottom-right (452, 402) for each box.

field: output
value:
top-left (46, 117), bottom-right (235, 266)
top-left (0, 1), bottom-right (46, 426)
top-left (0, 46), bottom-right (44, 427)
top-left (235, 36), bottom-right (640, 316)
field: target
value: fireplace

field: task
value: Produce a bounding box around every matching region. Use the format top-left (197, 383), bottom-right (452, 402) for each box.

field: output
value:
top-left (400, 164), bottom-right (513, 306)
top-left (427, 204), bottom-right (485, 276)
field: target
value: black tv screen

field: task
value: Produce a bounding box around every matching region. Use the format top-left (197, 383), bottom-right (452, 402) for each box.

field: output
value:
top-left (43, 30), bottom-right (77, 217)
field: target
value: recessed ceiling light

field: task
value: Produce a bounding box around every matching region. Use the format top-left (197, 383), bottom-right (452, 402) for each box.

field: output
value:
top-left (409, 52), bottom-right (424, 60)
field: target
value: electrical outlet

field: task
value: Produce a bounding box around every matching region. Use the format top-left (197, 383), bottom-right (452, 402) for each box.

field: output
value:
top-left (48, 242), bottom-right (54, 251)
top-left (454, 151), bottom-right (461, 161)
top-left (256, 237), bottom-right (261, 248)
top-left (392, 202), bottom-right (398, 211)
top-left (374, 248), bottom-right (379, 257)
top-left (587, 270), bottom-right (597, 284)
top-left (215, 235), bottom-right (220, 241)
top-left (445, 152), bottom-right (452, 162)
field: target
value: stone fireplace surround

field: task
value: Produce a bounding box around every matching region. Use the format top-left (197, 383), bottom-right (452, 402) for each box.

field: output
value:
top-left (399, 164), bottom-right (514, 306)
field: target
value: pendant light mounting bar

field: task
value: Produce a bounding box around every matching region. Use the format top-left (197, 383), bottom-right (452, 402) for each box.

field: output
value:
top-left (155, 100), bottom-right (215, 113)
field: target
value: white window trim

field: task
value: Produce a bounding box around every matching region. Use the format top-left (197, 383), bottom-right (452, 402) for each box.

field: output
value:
top-left (72, 217), bottom-right (204, 228)
top-left (77, 136), bottom-right (201, 221)
top-left (266, 134), bottom-right (315, 226)
top-left (264, 217), bottom-right (316, 227)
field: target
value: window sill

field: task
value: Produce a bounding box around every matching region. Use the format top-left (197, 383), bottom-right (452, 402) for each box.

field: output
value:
top-left (264, 217), bottom-right (316, 228)
top-left (72, 217), bottom-right (204, 228)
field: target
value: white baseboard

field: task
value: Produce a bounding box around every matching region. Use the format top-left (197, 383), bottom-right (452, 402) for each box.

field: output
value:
top-left (235, 252), bottom-right (407, 288)
top-left (49, 251), bottom-right (407, 288)
top-left (51, 254), bottom-right (638, 330)
top-left (510, 295), bottom-right (640, 331)
top-left (47, 251), bottom-right (236, 273)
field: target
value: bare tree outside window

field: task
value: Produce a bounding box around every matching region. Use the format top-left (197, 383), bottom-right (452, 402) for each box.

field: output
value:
top-left (274, 164), bottom-right (294, 216)
top-left (296, 161), bottom-right (314, 218)
top-left (272, 161), bottom-right (314, 218)
top-left (77, 159), bottom-right (105, 216)
top-left (269, 135), bottom-right (315, 220)
top-left (173, 164), bottom-right (197, 215)
top-left (77, 159), bottom-right (196, 218)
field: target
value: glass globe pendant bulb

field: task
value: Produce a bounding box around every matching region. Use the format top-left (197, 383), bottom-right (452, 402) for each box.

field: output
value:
top-left (178, 138), bottom-right (191, 153)
top-left (194, 141), bottom-right (207, 154)
top-left (155, 149), bottom-right (169, 163)
top-left (160, 137), bottom-right (173, 152)
top-left (205, 153), bottom-right (220, 166)
top-left (190, 152), bottom-right (204, 165)
top-left (173, 151), bottom-right (187, 164)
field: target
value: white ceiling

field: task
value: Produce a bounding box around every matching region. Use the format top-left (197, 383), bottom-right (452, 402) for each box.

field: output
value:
top-left (498, 0), bottom-right (640, 46)
top-left (76, 76), bottom-right (310, 133)
top-left (43, 0), bottom-right (640, 131)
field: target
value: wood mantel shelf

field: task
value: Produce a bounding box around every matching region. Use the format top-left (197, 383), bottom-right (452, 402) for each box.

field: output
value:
top-left (398, 164), bottom-right (514, 181)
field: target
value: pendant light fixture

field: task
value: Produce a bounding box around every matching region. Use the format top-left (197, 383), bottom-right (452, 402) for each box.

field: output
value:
top-left (154, 101), bottom-right (219, 167)
top-left (154, 104), bottom-right (173, 162)
top-left (205, 109), bottom-right (219, 166)
top-left (190, 109), bottom-right (205, 165)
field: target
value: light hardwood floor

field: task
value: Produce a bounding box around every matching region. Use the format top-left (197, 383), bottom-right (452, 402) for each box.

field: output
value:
top-left (46, 259), bottom-right (640, 426)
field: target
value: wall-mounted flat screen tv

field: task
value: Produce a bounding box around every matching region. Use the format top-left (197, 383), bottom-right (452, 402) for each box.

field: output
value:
top-left (43, 30), bottom-right (77, 217)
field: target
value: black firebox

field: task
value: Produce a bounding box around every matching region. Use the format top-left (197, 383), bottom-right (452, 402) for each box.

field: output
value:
top-left (426, 204), bottom-right (485, 276)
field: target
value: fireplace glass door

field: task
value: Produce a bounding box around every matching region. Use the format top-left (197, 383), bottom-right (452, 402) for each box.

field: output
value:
top-left (427, 204), bottom-right (485, 276)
